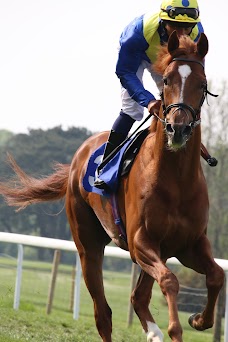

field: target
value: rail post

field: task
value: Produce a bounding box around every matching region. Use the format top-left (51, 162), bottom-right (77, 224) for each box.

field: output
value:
top-left (73, 252), bottom-right (82, 320)
top-left (14, 244), bottom-right (23, 310)
top-left (46, 249), bottom-right (61, 314)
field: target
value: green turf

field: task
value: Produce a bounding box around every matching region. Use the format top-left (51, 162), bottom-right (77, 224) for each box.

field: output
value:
top-left (0, 257), bottom-right (224, 341)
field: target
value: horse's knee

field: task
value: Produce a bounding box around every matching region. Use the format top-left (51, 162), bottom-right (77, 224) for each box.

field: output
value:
top-left (160, 270), bottom-right (179, 297)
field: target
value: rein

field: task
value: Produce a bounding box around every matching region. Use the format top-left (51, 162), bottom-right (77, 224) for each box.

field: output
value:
top-left (154, 58), bottom-right (218, 132)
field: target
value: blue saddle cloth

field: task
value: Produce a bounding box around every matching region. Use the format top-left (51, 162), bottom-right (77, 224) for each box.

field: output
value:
top-left (82, 139), bottom-right (133, 197)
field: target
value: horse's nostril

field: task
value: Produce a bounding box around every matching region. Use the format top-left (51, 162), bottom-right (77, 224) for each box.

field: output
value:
top-left (183, 125), bottom-right (192, 136)
top-left (166, 123), bottom-right (175, 133)
top-left (171, 124), bottom-right (192, 137)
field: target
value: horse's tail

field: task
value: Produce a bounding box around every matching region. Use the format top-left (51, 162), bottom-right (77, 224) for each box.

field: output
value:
top-left (0, 153), bottom-right (70, 211)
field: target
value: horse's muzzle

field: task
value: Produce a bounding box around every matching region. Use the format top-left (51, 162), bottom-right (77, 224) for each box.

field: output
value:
top-left (166, 123), bottom-right (192, 149)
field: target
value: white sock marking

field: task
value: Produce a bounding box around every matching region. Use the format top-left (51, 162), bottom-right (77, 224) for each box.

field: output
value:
top-left (146, 321), bottom-right (164, 342)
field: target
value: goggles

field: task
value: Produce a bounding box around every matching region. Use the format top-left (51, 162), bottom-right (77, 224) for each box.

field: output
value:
top-left (161, 7), bottom-right (199, 20)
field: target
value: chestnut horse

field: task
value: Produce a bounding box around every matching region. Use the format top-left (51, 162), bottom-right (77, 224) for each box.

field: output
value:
top-left (0, 32), bottom-right (224, 342)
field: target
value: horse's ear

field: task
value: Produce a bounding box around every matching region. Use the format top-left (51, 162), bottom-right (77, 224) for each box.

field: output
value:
top-left (168, 31), bottom-right (180, 54)
top-left (197, 33), bottom-right (208, 59)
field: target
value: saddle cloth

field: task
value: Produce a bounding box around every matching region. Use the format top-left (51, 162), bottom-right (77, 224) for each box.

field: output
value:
top-left (82, 129), bottom-right (149, 197)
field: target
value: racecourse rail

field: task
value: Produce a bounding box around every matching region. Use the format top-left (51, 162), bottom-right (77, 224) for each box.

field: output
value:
top-left (0, 232), bottom-right (228, 340)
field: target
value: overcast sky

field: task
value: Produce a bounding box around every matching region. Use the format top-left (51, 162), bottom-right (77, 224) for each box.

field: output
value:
top-left (0, 0), bottom-right (227, 135)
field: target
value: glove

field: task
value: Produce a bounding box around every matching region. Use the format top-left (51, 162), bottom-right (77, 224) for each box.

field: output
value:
top-left (148, 100), bottom-right (162, 115)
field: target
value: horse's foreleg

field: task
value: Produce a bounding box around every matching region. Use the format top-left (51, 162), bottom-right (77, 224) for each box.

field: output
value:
top-left (131, 269), bottom-right (164, 342)
top-left (178, 234), bottom-right (225, 331)
top-left (133, 233), bottom-right (183, 342)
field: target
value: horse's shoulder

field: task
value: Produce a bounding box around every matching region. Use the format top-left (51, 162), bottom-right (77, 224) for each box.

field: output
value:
top-left (141, 129), bottom-right (157, 153)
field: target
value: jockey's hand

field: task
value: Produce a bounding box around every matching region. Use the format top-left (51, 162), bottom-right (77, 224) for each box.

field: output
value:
top-left (148, 99), bottom-right (161, 115)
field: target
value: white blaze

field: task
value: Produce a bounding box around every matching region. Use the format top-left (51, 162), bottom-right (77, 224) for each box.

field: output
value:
top-left (178, 64), bottom-right (192, 102)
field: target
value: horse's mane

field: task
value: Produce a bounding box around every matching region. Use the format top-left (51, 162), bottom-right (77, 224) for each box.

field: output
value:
top-left (153, 35), bottom-right (198, 75)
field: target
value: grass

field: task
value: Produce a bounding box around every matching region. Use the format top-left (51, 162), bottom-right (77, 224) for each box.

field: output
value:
top-left (0, 256), bottom-right (224, 342)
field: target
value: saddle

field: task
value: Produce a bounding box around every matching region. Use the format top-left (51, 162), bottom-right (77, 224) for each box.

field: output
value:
top-left (82, 128), bottom-right (149, 198)
top-left (121, 128), bottom-right (149, 176)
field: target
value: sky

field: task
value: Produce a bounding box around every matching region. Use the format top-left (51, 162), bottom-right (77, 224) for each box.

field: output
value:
top-left (0, 0), bottom-right (227, 135)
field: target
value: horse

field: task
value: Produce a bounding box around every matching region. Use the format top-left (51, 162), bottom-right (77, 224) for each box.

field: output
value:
top-left (0, 31), bottom-right (224, 342)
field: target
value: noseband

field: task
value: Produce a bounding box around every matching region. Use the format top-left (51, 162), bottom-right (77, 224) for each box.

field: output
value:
top-left (156, 58), bottom-right (218, 131)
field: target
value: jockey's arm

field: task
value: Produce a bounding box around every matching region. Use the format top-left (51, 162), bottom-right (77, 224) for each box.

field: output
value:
top-left (116, 20), bottom-right (156, 108)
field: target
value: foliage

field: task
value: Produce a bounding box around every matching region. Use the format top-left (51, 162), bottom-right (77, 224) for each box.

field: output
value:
top-left (0, 130), bottom-right (14, 147)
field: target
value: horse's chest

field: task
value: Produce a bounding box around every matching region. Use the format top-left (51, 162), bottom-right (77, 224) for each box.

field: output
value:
top-left (142, 186), bottom-right (208, 238)
top-left (166, 211), bottom-right (198, 235)
top-left (168, 198), bottom-right (206, 223)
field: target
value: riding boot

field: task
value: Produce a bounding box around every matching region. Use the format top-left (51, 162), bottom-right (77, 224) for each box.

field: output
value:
top-left (200, 143), bottom-right (218, 167)
top-left (93, 130), bottom-right (126, 189)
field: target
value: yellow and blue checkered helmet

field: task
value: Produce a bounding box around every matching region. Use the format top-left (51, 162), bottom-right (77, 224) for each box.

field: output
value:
top-left (160, 0), bottom-right (200, 23)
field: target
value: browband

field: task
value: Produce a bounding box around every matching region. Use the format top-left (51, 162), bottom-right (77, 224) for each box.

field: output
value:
top-left (172, 57), bottom-right (204, 68)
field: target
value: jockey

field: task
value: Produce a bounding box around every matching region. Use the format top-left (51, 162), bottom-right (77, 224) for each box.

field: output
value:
top-left (94, 0), bottom-right (212, 190)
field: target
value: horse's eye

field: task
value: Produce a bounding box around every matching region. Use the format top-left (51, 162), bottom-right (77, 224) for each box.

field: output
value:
top-left (163, 77), bottom-right (168, 86)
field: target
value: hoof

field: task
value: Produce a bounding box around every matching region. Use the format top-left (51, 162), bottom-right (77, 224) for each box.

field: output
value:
top-left (188, 313), bottom-right (198, 328)
top-left (188, 313), bottom-right (204, 331)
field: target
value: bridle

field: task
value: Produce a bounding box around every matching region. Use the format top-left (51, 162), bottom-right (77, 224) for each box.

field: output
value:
top-left (100, 57), bottom-right (218, 165)
top-left (154, 57), bottom-right (218, 132)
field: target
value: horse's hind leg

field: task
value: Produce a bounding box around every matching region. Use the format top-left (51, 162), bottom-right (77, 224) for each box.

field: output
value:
top-left (66, 194), bottom-right (112, 342)
top-left (131, 269), bottom-right (164, 342)
top-left (79, 245), bottom-right (112, 342)
top-left (178, 234), bottom-right (225, 331)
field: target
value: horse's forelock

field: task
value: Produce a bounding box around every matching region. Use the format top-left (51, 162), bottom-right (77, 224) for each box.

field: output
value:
top-left (175, 35), bottom-right (197, 56)
top-left (152, 36), bottom-right (197, 75)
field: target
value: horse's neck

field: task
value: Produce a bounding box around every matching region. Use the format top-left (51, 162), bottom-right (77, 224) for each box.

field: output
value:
top-left (152, 122), bottom-right (202, 181)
